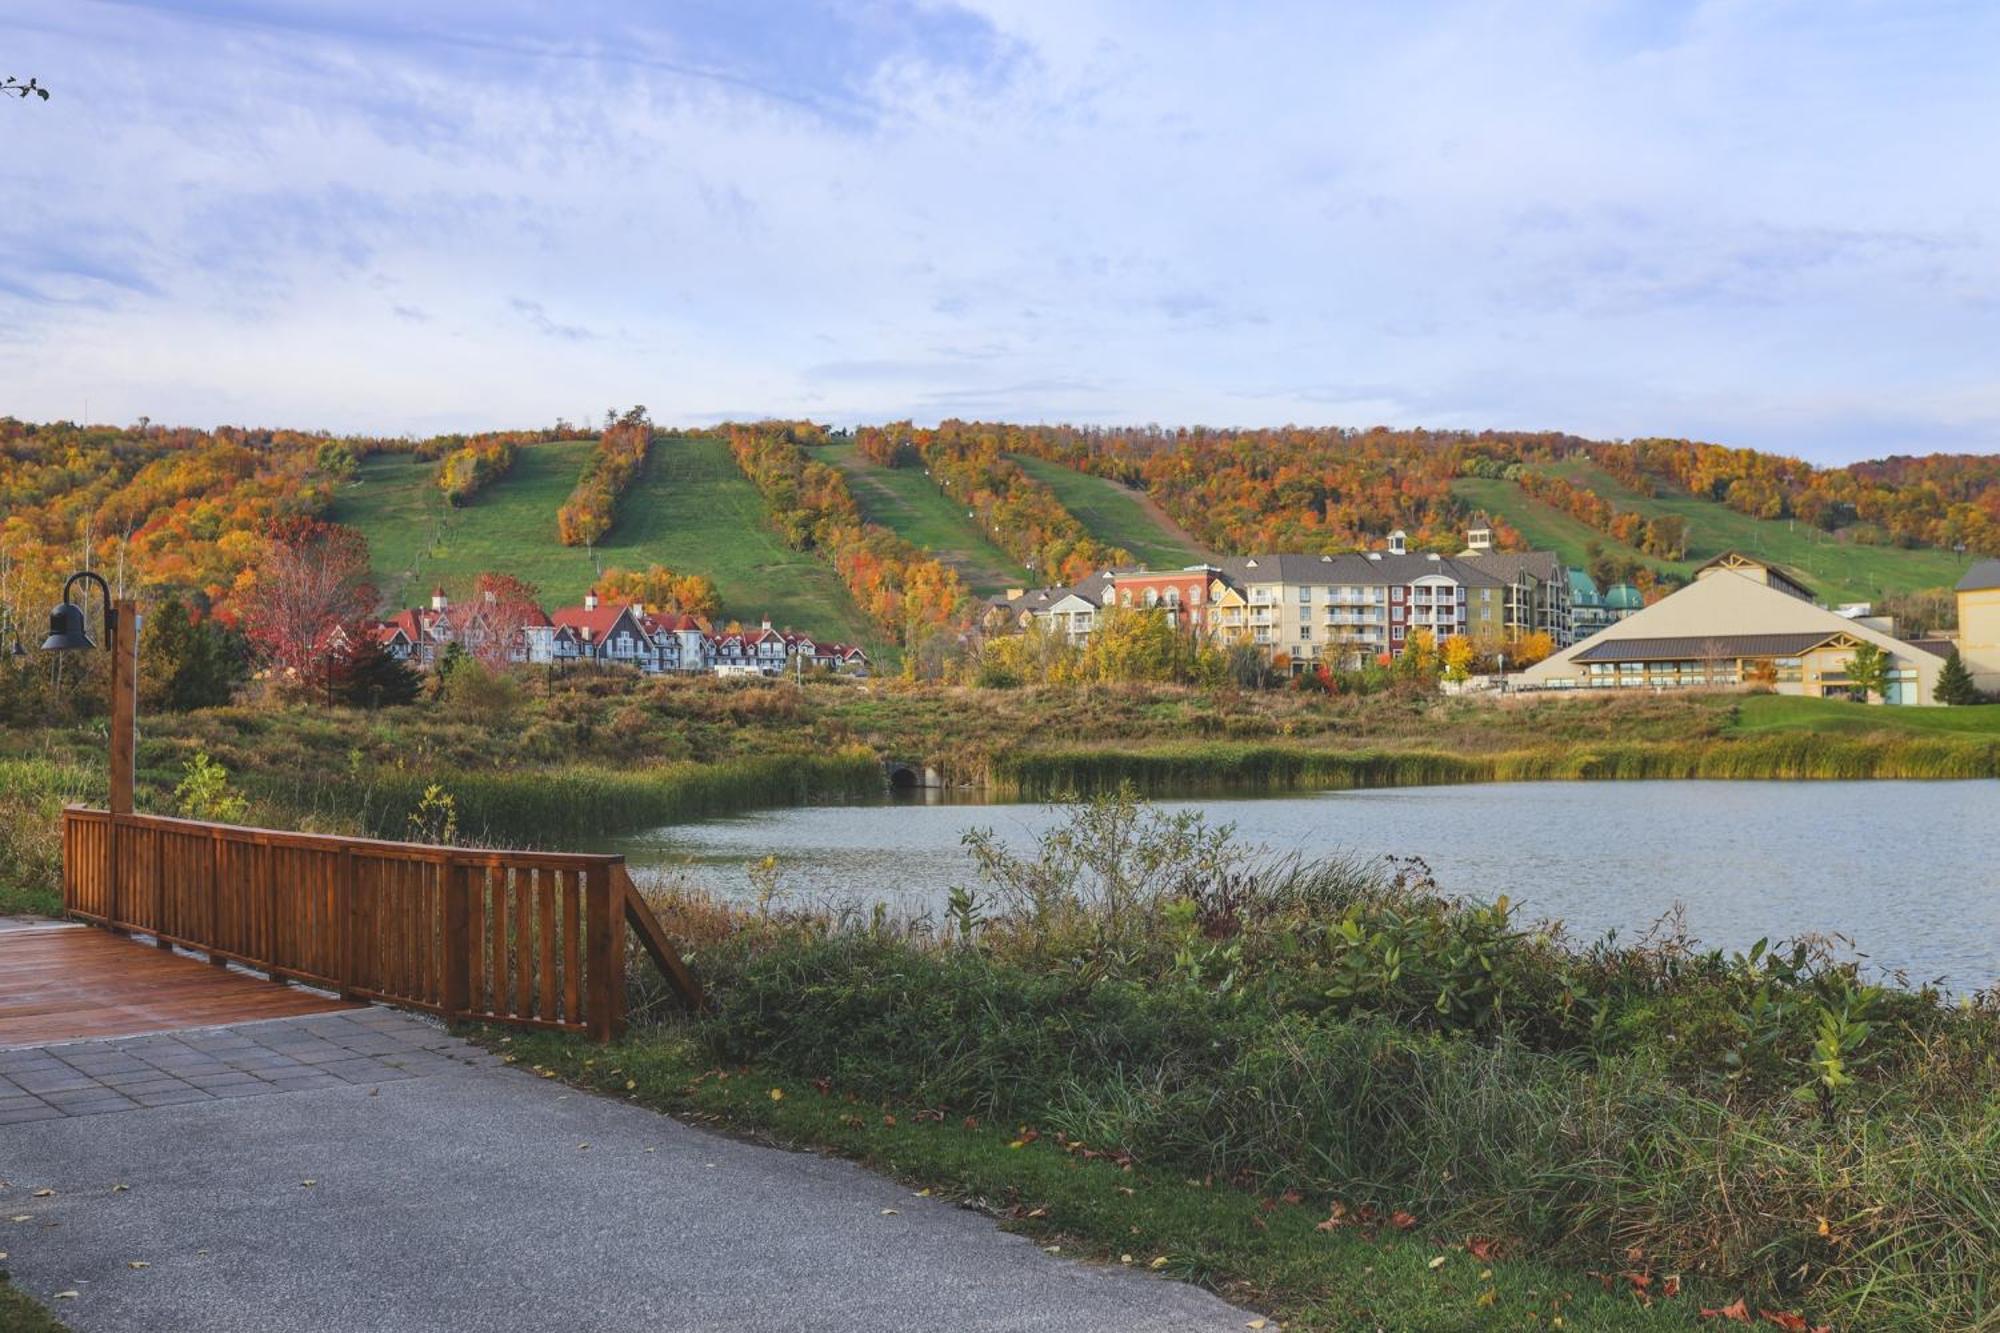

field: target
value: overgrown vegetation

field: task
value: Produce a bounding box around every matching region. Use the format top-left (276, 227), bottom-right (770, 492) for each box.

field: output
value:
top-left (620, 792), bottom-right (2000, 1330)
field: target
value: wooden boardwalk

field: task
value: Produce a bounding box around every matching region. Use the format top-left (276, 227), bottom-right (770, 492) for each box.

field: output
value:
top-left (0, 925), bottom-right (359, 1049)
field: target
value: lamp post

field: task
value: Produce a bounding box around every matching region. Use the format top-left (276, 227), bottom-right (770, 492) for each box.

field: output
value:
top-left (42, 571), bottom-right (140, 927)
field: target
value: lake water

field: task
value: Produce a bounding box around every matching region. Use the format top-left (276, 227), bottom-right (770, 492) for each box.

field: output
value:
top-left (604, 781), bottom-right (2000, 992)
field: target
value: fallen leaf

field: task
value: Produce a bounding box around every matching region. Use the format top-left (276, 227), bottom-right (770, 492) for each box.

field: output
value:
top-left (1390, 1210), bottom-right (1418, 1230)
top-left (1760, 1314), bottom-right (1809, 1332)
top-left (1149, 1256), bottom-right (1170, 1270)
top-left (111, 1185), bottom-right (129, 1193)
top-left (127, 1261), bottom-right (149, 1270)
top-left (1247, 1321), bottom-right (1268, 1329)
top-left (880, 1208), bottom-right (898, 1216)
top-left (54, 1291), bottom-right (78, 1300)
top-left (914, 1189), bottom-right (932, 1198)
top-left (625, 1080), bottom-right (636, 1091)
top-left (1279, 1189), bottom-right (1303, 1206)
top-left (1816, 1216), bottom-right (1831, 1238)
top-left (881, 1114), bottom-right (896, 1127)
top-left (300, 1180), bottom-right (316, 1188)
top-left (1120, 1254), bottom-right (1133, 1264)
top-left (1476, 1288), bottom-right (1497, 1308)
top-left (10, 1215), bottom-right (30, 1223)
top-left (1428, 1256), bottom-right (1448, 1270)
top-left (31, 1189), bottom-right (54, 1198)
top-left (1007, 1139), bottom-right (1028, 1150)
top-left (962, 1116), bottom-right (979, 1131)
top-left (1467, 1236), bottom-right (1500, 1261)
top-left (769, 1088), bottom-right (785, 1102)
top-left (1701, 1299), bottom-right (1751, 1323)
top-left (1664, 1274), bottom-right (1683, 1299)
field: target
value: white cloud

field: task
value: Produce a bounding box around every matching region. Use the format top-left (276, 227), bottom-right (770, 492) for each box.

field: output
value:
top-left (1, 0), bottom-right (1996, 460)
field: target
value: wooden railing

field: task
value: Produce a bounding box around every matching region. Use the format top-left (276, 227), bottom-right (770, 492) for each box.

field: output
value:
top-left (62, 807), bottom-right (700, 1039)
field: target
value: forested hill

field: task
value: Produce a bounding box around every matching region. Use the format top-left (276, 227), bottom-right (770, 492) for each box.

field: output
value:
top-left (3, 417), bottom-right (1995, 644)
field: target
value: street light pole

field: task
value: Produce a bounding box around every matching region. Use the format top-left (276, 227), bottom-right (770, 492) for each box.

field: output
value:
top-left (42, 571), bottom-right (139, 926)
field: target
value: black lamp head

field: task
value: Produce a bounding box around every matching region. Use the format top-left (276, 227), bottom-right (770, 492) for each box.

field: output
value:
top-left (42, 600), bottom-right (95, 652)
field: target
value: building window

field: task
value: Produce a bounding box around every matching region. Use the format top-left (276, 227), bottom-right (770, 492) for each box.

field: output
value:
top-left (1298, 586), bottom-right (1311, 603)
top-left (1300, 626), bottom-right (1312, 641)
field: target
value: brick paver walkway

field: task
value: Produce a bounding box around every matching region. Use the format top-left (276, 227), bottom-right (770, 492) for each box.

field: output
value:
top-left (0, 1008), bottom-right (489, 1125)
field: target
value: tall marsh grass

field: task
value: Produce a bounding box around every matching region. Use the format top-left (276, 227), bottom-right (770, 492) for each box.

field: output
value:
top-left (993, 734), bottom-right (2000, 797)
top-left (252, 745), bottom-right (886, 845)
top-left (660, 791), bottom-right (2000, 1330)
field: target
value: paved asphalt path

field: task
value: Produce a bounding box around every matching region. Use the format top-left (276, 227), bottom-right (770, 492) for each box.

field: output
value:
top-left (1, 1010), bottom-right (1252, 1332)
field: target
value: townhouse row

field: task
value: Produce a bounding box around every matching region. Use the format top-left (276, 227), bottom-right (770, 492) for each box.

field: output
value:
top-left (986, 528), bottom-right (1624, 671)
top-left (374, 588), bottom-right (869, 677)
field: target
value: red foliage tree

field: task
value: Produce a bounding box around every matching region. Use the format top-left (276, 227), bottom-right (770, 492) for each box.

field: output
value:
top-left (240, 518), bottom-right (376, 682)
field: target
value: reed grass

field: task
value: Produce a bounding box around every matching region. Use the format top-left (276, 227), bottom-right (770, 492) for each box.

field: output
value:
top-left (248, 746), bottom-right (886, 846)
top-left (992, 734), bottom-right (2000, 797)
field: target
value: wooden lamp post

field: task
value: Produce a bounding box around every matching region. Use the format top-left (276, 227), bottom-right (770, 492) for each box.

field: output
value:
top-left (43, 572), bottom-right (138, 924)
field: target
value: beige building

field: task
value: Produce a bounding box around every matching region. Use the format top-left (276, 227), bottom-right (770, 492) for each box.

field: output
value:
top-left (1959, 560), bottom-right (2000, 694)
top-left (1520, 552), bottom-right (1947, 704)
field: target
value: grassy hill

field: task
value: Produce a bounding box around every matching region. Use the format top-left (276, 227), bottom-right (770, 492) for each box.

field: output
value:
top-left (818, 443), bottom-right (1030, 595)
top-left (1007, 455), bottom-right (1207, 569)
top-left (331, 435), bottom-right (888, 655)
top-left (1454, 461), bottom-right (1972, 604)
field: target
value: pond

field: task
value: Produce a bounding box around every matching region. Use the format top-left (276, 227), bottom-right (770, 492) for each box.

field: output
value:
top-left (602, 780), bottom-right (2000, 992)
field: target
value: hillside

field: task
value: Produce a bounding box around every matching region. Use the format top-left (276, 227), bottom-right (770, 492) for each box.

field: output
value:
top-left (1007, 454), bottom-right (1206, 569)
top-left (818, 443), bottom-right (1029, 595)
top-left (1454, 461), bottom-right (1972, 604)
top-left (331, 435), bottom-right (888, 654)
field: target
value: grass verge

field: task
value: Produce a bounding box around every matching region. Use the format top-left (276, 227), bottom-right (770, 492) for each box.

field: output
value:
top-left (497, 1027), bottom-right (1706, 1331)
top-left (0, 1280), bottom-right (67, 1333)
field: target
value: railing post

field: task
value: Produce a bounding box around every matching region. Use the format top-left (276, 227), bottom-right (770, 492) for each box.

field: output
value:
top-left (442, 855), bottom-right (469, 1025)
top-left (584, 862), bottom-right (618, 1042)
top-left (337, 844), bottom-right (360, 1000)
top-left (209, 825), bottom-right (228, 967)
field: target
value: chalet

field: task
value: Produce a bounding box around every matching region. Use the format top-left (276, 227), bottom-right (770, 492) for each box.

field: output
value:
top-left (372, 587), bottom-right (865, 679)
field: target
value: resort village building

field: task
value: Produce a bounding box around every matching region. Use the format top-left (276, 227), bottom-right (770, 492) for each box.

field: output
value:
top-left (376, 589), bottom-right (867, 678)
top-left (985, 530), bottom-right (1590, 673)
top-left (1519, 553), bottom-right (1946, 704)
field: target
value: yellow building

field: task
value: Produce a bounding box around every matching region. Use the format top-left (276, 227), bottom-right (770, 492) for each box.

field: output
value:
top-left (1520, 553), bottom-right (1946, 704)
top-left (1959, 560), bottom-right (2000, 694)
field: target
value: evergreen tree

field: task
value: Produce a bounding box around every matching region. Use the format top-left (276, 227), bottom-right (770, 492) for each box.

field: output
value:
top-left (340, 637), bottom-right (422, 708)
top-left (1935, 648), bottom-right (1983, 706)
top-left (139, 593), bottom-right (239, 711)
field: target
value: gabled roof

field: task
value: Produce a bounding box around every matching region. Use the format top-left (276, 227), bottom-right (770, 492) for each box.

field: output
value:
top-left (1459, 550), bottom-right (1564, 584)
top-left (550, 601), bottom-right (635, 640)
top-left (1215, 552), bottom-right (1506, 588)
top-left (1694, 552), bottom-right (1814, 600)
top-left (1957, 558), bottom-right (2000, 593)
top-left (1572, 632), bottom-right (1851, 663)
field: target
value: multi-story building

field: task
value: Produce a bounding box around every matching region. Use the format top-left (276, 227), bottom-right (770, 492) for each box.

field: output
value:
top-left (1106, 567), bottom-right (1222, 632)
top-left (1214, 537), bottom-right (1509, 672)
top-left (384, 590), bottom-right (866, 678)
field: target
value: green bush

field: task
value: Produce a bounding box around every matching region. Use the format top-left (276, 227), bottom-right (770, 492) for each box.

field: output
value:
top-left (664, 792), bottom-right (2000, 1329)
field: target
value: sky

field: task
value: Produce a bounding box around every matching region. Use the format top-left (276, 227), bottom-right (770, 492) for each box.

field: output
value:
top-left (2, 0), bottom-right (1997, 463)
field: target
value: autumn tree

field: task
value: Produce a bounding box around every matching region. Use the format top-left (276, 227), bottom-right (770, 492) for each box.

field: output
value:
top-left (467, 571), bottom-right (541, 667)
top-left (1505, 630), bottom-right (1555, 668)
top-left (1440, 633), bottom-right (1477, 685)
top-left (595, 565), bottom-right (721, 620)
top-left (239, 519), bottom-right (376, 684)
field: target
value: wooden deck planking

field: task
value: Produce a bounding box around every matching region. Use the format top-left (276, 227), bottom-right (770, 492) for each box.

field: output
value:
top-left (0, 926), bottom-right (360, 1048)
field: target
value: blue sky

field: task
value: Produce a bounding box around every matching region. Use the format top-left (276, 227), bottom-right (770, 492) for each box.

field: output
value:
top-left (2, 0), bottom-right (1997, 462)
